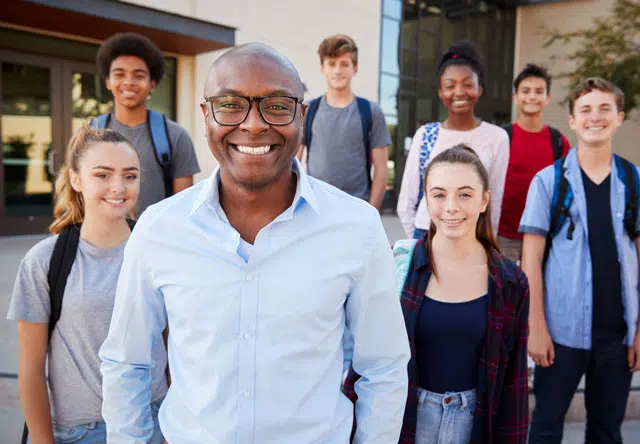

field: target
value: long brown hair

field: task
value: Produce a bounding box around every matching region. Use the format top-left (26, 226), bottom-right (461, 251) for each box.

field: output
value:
top-left (49, 123), bottom-right (136, 234)
top-left (423, 143), bottom-right (499, 277)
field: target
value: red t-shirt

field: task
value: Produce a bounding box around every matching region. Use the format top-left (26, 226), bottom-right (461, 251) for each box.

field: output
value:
top-left (498, 123), bottom-right (571, 240)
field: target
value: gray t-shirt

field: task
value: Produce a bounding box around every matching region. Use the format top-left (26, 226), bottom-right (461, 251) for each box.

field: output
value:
top-left (109, 117), bottom-right (200, 215)
top-left (7, 236), bottom-right (168, 427)
top-left (303, 97), bottom-right (391, 201)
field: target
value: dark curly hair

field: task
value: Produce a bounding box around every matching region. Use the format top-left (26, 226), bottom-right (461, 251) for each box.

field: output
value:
top-left (96, 33), bottom-right (165, 83)
top-left (514, 63), bottom-right (552, 93)
top-left (438, 40), bottom-right (486, 90)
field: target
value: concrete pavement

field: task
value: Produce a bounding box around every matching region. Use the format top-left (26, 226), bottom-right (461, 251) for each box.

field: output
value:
top-left (1, 216), bottom-right (640, 442)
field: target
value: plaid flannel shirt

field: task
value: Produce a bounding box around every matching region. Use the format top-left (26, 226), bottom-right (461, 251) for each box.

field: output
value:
top-left (343, 239), bottom-right (529, 443)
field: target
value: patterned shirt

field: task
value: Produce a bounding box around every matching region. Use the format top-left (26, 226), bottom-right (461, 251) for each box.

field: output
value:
top-left (343, 239), bottom-right (530, 443)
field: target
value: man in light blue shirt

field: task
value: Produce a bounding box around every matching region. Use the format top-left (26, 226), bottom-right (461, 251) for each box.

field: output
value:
top-left (99, 43), bottom-right (410, 444)
top-left (520, 78), bottom-right (640, 444)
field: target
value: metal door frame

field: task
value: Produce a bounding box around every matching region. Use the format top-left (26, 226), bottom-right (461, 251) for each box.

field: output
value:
top-left (0, 49), bottom-right (64, 236)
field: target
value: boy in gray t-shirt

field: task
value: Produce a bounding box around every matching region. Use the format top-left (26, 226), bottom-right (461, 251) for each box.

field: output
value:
top-left (300, 35), bottom-right (391, 209)
top-left (96, 33), bottom-right (200, 214)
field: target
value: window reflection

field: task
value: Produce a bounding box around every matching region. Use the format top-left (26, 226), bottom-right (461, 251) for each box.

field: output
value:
top-left (1, 62), bottom-right (53, 216)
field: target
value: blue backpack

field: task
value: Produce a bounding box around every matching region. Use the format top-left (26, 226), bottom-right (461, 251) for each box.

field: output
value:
top-left (544, 154), bottom-right (639, 263)
top-left (304, 96), bottom-right (373, 187)
top-left (91, 110), bottom-right (173, 197)
top-left (416, 122), bottom-right (441, 208)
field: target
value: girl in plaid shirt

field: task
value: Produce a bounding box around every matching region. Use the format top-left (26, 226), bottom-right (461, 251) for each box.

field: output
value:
top-left (344, 144), bottom-right (529, 443)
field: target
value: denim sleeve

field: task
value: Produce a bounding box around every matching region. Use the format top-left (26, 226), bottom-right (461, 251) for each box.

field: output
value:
top-left (519, 171), bottom-right (553, 237)
top-left (635, 166), bottom-right (640, 235)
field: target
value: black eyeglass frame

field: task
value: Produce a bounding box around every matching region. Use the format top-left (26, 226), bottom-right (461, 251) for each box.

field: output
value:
top-left (203, 95), bottom-right (306, 126)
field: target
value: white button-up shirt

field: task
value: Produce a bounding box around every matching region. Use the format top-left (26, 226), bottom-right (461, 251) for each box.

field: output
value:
top-left (100, 161), bottom-right (410, 443)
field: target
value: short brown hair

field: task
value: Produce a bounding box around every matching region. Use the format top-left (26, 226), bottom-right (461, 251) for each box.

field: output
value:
top-left (317, 34), bottom-right (358, 66)
top-left (568, 77), bottom-right (624, 115)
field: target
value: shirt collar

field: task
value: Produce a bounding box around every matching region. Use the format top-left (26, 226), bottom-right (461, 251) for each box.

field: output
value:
top-left (564, 147), bottom-right (619, 178)
top-left (189, 158), bottom-right (320, 218)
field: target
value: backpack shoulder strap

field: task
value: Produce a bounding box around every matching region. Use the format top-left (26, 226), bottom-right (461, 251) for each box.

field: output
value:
top-left (304, 97), bottom-right (322, 152)
top-left (417, 122), bottom-right (441, 208)
top-left (502, 123), bottom-right (513, 145)
top-left (544, 156), bottom-right (574, 264)
top-left (147, 110), bottom-right (173, 197)
top-left (614, 155), bottom-right (639, 240)
top-left (355, 96), bottom-right (373, 162)
top-left (47, 224), bottom-right (81, 339)
top-left (91, 113), bottom-right (111, 130)
top-left (548, 126), bottom-right (564, 161)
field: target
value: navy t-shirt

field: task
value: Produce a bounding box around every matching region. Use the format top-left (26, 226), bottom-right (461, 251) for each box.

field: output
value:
top-left (416, 295), bottom-right (488, 394)
top-left (581, 170), bottom-right (626, 335)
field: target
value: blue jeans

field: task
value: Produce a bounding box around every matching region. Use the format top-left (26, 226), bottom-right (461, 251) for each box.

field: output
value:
top-left (415, 388), bottom-right (476, 444)
top-left (52, 398), bottom-right (164, 444)
top-left (413, 228), bottom-right (428, 240)
top-left (529, 333), bottom-right (632, 444)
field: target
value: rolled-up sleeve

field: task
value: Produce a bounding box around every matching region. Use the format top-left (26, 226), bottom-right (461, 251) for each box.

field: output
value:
top-left (519, 172), bottom-right (552, 236)
top-left (346, 214), bottom-right (410, 443)
top-left (100, 227), bottom-right (167, 444)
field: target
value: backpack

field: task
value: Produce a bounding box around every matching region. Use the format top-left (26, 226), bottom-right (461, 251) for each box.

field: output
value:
top-left (503, 123), bottom-right (564, 162)
top-left (416, 122), bottom-right (441, 208)
top-left (91, 110), bottom-right (173, 197)
top-left (304, 96), bottom-right (373, 187)
top-left (543, 154), bottom-right (639, 265)
top-left (20, 220), bottom-right (136, 444)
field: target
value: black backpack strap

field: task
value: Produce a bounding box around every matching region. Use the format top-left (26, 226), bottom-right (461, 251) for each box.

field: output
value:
top-left (355, 96), bottom-right (373, 188)
top-left (548, 126), bottom-right (564, 161)
top-left (614, 155), bottom-right (639, 240)
top-left (502, 123), bottom-right (513, 145)
top-left (303, 97), bottom-right (322, 158)
top-left (544, 156), bottom-right (575, 265)
top-left (21, 422), bottom-right (28, 444)
top-left (147, 110), bottom-right (173, 198)
top-left (47, 224), bottom-right (81, 339)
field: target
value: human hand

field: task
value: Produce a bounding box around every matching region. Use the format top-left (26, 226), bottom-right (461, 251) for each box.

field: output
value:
top-left (529, 325), bottom-right (555, 367)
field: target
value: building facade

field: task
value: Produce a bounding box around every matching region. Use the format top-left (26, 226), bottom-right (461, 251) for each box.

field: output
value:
top-left (0, 0), bottom-right (637, 235)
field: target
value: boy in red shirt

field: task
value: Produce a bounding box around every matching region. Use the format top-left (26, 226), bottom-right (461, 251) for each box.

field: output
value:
top-left (498, 64), bottom-right (571, 264)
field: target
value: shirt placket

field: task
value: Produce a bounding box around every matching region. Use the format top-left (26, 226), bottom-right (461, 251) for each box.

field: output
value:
top-left (237, 263), bottom-right (258, 443)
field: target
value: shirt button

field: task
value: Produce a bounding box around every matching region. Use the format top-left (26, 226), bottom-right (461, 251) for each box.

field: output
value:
top-left (617, 212), bottom-right (622, 218)
top-left (242, 333), bottom-right (251, 340)
top-left (246, 273), bottom-right (253, 281)
top-left (242, 390), bottom-right (250, 398)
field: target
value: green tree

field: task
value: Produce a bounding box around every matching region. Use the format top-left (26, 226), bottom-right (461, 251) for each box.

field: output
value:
top-left (543, 0), bottom-right (640, 118)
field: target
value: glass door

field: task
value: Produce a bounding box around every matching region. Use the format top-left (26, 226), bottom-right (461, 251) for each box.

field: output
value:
top-left (0, 51), bottom-right (63, 236)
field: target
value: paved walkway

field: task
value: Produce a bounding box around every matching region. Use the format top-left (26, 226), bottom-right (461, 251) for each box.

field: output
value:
top-left (1, 216), bottom-right (639, 442)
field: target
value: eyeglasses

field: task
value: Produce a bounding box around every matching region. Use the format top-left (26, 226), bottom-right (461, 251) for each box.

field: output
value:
top-left (204, 95), bottom-right (304, 126)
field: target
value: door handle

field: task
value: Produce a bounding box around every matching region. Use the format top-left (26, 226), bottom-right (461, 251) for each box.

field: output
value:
top-left (47, 148), bottom-right (56, 177)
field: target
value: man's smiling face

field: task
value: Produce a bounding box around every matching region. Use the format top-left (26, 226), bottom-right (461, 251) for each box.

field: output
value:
top-left (201, 48), bottom-right (305, 191)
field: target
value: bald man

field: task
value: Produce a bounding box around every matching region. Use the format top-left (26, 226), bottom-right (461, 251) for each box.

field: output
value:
top-left (99, 43), bottom-right (410, 444)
